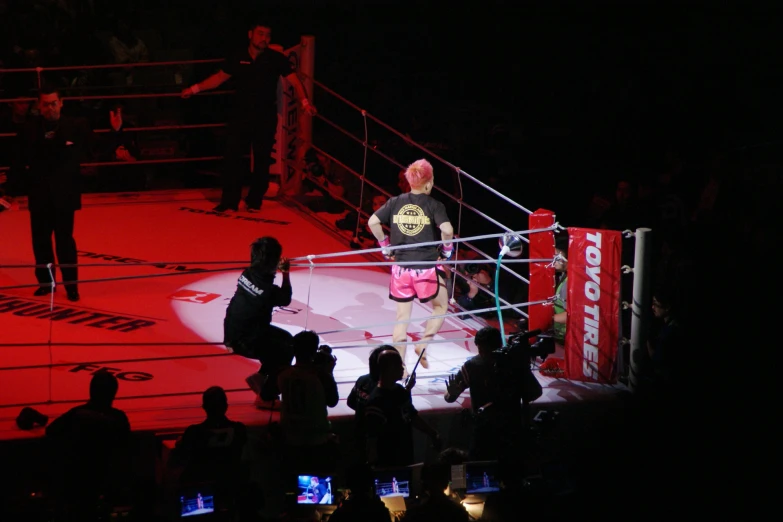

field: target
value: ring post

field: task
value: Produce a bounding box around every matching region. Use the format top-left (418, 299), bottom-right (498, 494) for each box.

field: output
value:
top-left (628, 227), bottom-right (652, 392)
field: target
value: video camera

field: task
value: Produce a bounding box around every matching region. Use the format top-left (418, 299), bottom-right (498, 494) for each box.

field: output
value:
top-left (485, 329), bottom-right (554, 408)
top-left (313, 344), bottom-right (334, 367)
top-left (492, 329), bottom-right (556, 369)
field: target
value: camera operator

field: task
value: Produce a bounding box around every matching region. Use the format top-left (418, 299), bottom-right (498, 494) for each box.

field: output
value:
top-left (278, 330), bottom-right (339, 472)
top-left (454, 264), bottom-right (495, 316)
top-left (444, 326), bottom-right (543, 461)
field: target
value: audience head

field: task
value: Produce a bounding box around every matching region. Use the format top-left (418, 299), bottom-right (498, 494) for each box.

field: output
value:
top-left (38, 85), bottom-right (62, 122)
top-left (293, 330), bottom-right (320, 363)
top-left (404, 159), bottom-right (434, 193)
top-left (420, 462), bottom-right (451, 495)
top-left (89, 372), bottom-right (119, 408)
top-left (250, 236), bottom-right (282, 274)
top-left (615, 180), bottom-right (633, 204)
top-left (438, 447), bottom-right (470, 466)
top-left (378, 348), bottom-right (404, 383)
top-left (369, 345), bottom-right (393, 381)
top-left (475, 326), bottom-right (502, 356)
top-left (652, 286), bottom-right (676, 321)
top-left (202, 386), bottom-right (228, 418)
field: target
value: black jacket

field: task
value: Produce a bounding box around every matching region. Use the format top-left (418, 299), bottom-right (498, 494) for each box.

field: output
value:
top-left (223, 268), bottom-right (292, 346)
top-left (16, 114), bottom-right (91, 212)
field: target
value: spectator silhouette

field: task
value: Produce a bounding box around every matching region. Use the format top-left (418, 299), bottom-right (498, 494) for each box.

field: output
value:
top-left (328, 463), bottom-right (392, 522)
top-left (347, 345), bottom-right (390, 464)
top-left (278, 330), bottom-right (339, 472)
top-left (400, 462), bottom-right (470, 522)
top-left (172, 386), bottom-right (248, 487)
top-left (45, 372), bottom-right (132, 510)
top-left (365, 348), bottom-right (440, 468)
top-left (600, 179), bottom-right (640, 232)
top-left (645, 286), bottom-right (685, 396)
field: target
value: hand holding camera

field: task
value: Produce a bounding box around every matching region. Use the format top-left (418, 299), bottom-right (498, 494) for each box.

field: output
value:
top-left (314, 344), bottom-right (337, 371)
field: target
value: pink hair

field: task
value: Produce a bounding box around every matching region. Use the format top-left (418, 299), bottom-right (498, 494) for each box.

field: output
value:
top-left (404, 159), bottom-right (434, 190)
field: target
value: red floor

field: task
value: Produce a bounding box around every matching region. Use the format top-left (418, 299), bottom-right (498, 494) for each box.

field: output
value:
top-left (0, 188), bottom-right (627, 441)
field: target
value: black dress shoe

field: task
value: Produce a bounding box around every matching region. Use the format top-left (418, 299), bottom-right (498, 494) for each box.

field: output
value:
top-left (212, 204), bottom-right (237, 213)
top-left (33, 286), bottom-right (55, 297)
top-left (66, 288), bottom-right (80, 302)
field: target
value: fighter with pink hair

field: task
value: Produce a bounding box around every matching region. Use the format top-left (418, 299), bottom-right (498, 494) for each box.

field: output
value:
top-left (368, 159), bottom-right (454, 373)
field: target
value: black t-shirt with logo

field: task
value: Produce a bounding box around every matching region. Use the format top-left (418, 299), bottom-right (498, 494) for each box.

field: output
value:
top-left (373, 192), bottom-right (450, 268)
top-left (220, 47), bottom-right (294, 117)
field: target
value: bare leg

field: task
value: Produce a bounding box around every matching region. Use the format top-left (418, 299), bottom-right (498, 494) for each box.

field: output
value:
top-left (393, 300), bottom-right (413, 369)
top-left (415, 274), bottom-right (449, 368)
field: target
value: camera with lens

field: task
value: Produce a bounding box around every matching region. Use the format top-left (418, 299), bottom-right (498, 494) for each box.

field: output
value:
top-left (487, 329), bottom-right (555, 407)
top-left (313, 344), bottom-right (334, 366)
top-left (464, 263), bottom-right (481, 275)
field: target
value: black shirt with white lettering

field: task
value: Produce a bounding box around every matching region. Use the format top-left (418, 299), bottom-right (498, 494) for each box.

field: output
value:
top-left (373, 192), bottom-right (450, 269)
top-left (223, 268), bottom-right (292, 346)
top-left (220, 47), bottom-right (294, 116)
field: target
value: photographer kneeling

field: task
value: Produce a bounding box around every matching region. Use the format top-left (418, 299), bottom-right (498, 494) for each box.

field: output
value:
top-left (444, 326), bottom-right (544, 462)
top-left (278, 330), bottom-right (340, 472)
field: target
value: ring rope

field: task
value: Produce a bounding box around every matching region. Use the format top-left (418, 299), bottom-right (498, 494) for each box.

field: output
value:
top-left (352, 109), bottom-right (370, 242)
top-left (0, 258), bottom-right (551, 292)
top-left (0, 298), bottom-right (549, 351)
top-left (0, 226), bottom-right (558, 271)
top-left (0, 260), bottom-right (249, 269)
top-left (288, 259), bottom-right (552, 268)
top-left (288, 225), bottom-right (559, 262)
top-left (304, 255), bottom-right (315, 329)
top-left (315, 299), bottom-right (553, 336)
top-left (0, 335), bottom-right (486, 372)
top-left (46, 263), bottom-right (55, 404)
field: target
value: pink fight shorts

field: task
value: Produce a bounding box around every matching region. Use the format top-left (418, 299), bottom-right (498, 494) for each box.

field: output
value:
top-left (389, 265), bottom-right (444, 303)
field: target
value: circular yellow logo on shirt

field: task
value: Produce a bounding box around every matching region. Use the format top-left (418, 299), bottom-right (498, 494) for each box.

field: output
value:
top-left (393, 204), bottom-right (430, 236)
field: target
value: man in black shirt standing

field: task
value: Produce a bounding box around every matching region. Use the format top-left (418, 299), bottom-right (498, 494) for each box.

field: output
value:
top-left (182, 20), bottom-right (317, 212)
top-left (368, 159), bottom-right (454, 373)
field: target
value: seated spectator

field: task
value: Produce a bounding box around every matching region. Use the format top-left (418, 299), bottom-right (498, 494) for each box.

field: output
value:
top-left (400, 463), bottom-right (470, 522)
top-left (328, 463), bottom-right (392, 522)
top-left (171, 386), bottom-right (248, 487)
top-left (278, 330), bottom-right (339, 471)
top-left (45, 372), bottom-right (132, 508)
top-left (645, 286), bottom-right (684, 394)
top-left (454, 265), bottom-right (495, 316)
top-left (365, 349), bottom-right (440, 468)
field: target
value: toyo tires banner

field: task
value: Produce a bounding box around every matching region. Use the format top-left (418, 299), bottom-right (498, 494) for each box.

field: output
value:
top-left (564, 228), bottom-right (622, 384)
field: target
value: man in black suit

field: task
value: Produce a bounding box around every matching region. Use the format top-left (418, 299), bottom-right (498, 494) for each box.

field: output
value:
top-left (9, 86), bottom-right (126, 301)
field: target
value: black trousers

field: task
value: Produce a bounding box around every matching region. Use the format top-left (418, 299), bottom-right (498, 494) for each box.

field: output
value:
top-left (231, 325), bottom-right (294, 374)
top-left (220, 114), bottom-right (279, 209)
top-left (30, 207), bottom-right (78, 288)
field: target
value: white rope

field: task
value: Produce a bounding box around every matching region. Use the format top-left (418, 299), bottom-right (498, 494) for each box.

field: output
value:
top-left (46, 263), bottom-right (55, 404)
top-left (289, 258), bottom-right (554, 268)
top-left (352, 110), bottom-right (370, 242)
top-left (304, 255), bottom-right (315, 329)
top-left (315, 298), bottom-right (553, 336)
top-left (325, 336), bottom-right (476, 350)
top-left (289, 225), bottom-right (559, 262)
